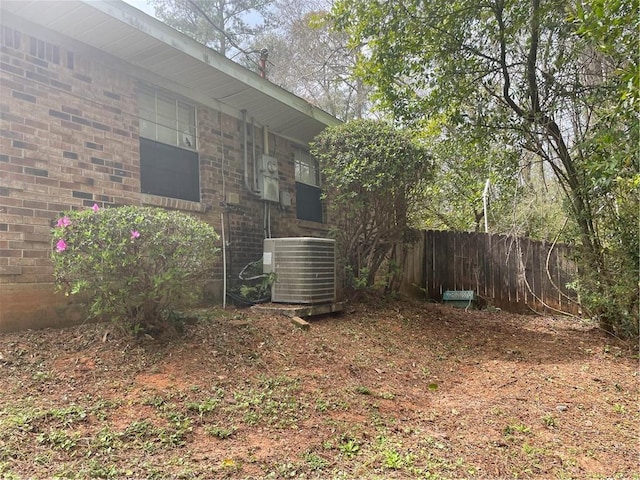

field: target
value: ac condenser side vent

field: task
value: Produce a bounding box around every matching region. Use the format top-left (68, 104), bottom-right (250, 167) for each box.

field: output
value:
top-left (263, 237), bottom-right (336, 304)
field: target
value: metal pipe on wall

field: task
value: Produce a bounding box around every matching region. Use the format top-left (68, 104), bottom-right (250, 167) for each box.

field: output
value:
top-left (242, 109), bottom-right (260, 197)
top-left (263, 125), bottom-right (269, 156)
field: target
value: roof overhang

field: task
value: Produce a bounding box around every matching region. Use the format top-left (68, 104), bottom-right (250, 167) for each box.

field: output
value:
top-left (0, 0), bottom-right (341, 144)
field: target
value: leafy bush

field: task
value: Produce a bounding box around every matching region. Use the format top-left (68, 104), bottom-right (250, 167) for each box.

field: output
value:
top-left (311, 119), bottom-right (431, 292)
top-left (51, 204), bottom-right (219, 334)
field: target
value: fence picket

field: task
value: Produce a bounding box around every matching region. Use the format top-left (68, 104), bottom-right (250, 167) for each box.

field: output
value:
top-left (402, 230), bottom-right (581, 315)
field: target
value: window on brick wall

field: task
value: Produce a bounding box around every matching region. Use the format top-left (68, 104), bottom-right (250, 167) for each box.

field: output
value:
top-left (295, 149), bottom-right (323, 223)
top-left (138, 86), bottom-right (199, 202)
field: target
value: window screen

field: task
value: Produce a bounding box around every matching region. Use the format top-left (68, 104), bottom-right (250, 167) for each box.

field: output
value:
top-left (138, 87), bottom-right (199, 201)
top-left (295, 149), bottom-right (319, 186)
top-left (295, 149), bottom-right (322, 222)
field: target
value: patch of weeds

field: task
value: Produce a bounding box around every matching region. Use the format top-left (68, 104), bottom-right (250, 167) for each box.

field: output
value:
top-left (354, 386), bottom-right (372, 395)
top-left (266, 461), bottom-right (302, 478)
top-left (5, 403), bottom-right (88, 442)
top-left (303, 451), bottom-right (329, 471)
top-left (373, 436), bottom-right (415, 471)
top-left (121, 419), bottom-right (174, 453)
top-left (45, 404), bottom-right (88, 427)
top-left (354, 386), bottom-right (395, 401)
top-left (339, 437), bottom-right (360, 458)
top-left (31, 370), bottom-right (54, 382)
top-left (37, 429), bottom-right (80, 451)
top-left (137, 462), bottom-right (168, 480)
top-left (205, 425), bottom-right (237, 439)
top-left (90, 426), bottom-right (123, 454)
top-left (0, 466), bottom-right (20, 480)
top-left (5, 407), bottom-right (41, 434)
top-left (90, 398), bottom-right (121, 421)
top-left (159, 427), bottom-right (189, 448)
top-left (229, 375), bottom-right (303, 428)
top-left (123, 419), bottom-right (156, 439)
top-left (315, 397), bottom-right (329, 412)
top-left (186, 396), bottom-right (221, 419)
top-left (421, 436), bottom-right (448, 451)
top-left (521, 443), bottom-right (544, 457)
top-left (411, 451), bottom-right (467, 479)
top-left (383, 448), bottom-right (405, 469)
top-left (542, 414), bottom-right (556, 428)
top-left (242, 410), bottom-right (262, 426)
top-left (314, 392), bottom-right (350, 413)
top-left (139, 396), bottom-right (193, 448)
top-left (613, 403), bottom-right (626, 414)
top-left (33, 452), bottom-right (53, 466)
top-left (143, 394), bottom-right (169, 409)
top-left (504, 423), bottom-right (531, 439)
top-left (160, 412), bottom-right (192, 447)
top-left (378, 391), bottom-right (395, 400)
top-left (369, 411), bottom-right (389, 429)
top-left (79, 460), bottom-right (120, 479)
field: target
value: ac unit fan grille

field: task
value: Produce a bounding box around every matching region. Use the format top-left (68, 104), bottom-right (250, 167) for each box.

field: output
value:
top-left (263, 237), bottom-right (336, 304)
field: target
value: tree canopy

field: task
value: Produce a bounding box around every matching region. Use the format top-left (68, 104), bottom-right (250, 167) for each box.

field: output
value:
top-left (250, 1), bottom-right (371, 120)
top-left (331, 0), bottom-right (638, 336)
top-left (149, 0), bottom-right (274, 62)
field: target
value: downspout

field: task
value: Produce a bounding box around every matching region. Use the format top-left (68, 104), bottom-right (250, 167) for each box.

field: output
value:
top-left (252, 117), bottom-right (258, 191)
top-left (263, 125), bottom-right (271, 239)
top-left (242, 109), bottom-right (260, 197)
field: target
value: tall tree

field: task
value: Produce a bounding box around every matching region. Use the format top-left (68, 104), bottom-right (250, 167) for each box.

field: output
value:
top-left (250, 0), bottom-right (372, 120)
top-left (332, 0), bottom-right (638, 336)
top-left (149, 0), bottom-right (370, 120)
top-left (149, 0), bottom-right (274, 61)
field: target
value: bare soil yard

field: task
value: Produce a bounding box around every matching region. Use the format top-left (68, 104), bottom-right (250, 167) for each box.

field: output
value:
top-left (0, 297), bottom-right (637, 479)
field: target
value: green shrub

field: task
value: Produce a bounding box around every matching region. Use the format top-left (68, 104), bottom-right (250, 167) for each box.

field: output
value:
top-left (310, 119), bottom-right (431, 293)
top-left (51, 204), bottom-right (219, 334)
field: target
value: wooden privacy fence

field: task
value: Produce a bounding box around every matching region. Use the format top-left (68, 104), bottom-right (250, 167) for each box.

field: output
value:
top-left (400, 230), bottom-right (581, 315)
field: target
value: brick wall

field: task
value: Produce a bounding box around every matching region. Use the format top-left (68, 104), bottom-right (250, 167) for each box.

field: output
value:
top-left (0, 22), bottom-right (330, 331)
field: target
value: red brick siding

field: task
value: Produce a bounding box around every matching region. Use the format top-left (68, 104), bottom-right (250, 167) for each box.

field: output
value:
top-left (1, 27), bottom-right (138, 291)
top-left (0, 22), bottom-right (330, 331)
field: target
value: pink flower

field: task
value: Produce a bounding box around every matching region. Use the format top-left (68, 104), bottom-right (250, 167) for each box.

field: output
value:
top-left (92, 203), bottom-right (100, 212)
top-left (55, 239), bottom-right (67, 252)
top-left (130, 230), bottom-right (140, 240)
top-left (56, 216), bottom-right (71, 228)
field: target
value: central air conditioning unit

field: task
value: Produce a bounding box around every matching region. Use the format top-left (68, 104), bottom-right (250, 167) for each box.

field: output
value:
top-left (263, 237), bottom-right (336, 304)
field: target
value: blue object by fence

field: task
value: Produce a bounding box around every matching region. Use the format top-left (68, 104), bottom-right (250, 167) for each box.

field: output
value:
top-left (442, 290), bottom-right (476, 308)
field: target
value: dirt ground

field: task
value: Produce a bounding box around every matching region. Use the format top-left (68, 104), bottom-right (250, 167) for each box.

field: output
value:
top-left (0, 296), bottom-right (637, 479)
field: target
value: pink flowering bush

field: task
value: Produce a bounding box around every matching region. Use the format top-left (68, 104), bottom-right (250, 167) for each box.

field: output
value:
top-left (51, 205), bottom-right (219, 334)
